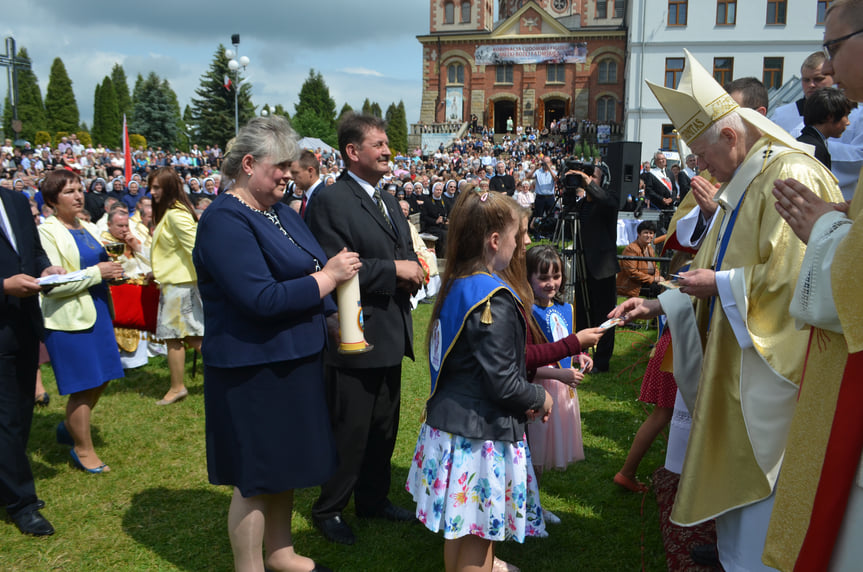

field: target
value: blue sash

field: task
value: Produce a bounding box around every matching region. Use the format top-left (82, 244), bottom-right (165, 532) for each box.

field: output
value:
top-left (428, 273), bottom-right (520, 397)
top-left (531, 302), bottom-right (574, 369)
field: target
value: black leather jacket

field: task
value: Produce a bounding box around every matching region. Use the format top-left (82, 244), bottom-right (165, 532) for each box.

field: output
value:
top-left (425, 290), bottom-right (546, 443)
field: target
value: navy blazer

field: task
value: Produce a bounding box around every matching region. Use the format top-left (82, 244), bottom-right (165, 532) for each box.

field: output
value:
top-left (0, 189), bottom-right (51, 351)
top-left (193, 192), bottom-right (335, 368)
top-left (306, 171), bottom-right (418, 369)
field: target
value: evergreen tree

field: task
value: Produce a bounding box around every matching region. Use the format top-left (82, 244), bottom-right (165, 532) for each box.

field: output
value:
top-left (190, 44), bottom-right (254, 149)
top-left (272, 104), bottom-right (291, 123)
top-left (292, 69), bottom-right (337, 146)
top-left (92, 76), bottom-right (121, 148)
top-left (370, 102), bottom-right (382, 119)
top-left (385, 100), bottom-right (408, 153)
top-left (163, 79), bottom-right (186, 151)
top-left (90, 81), bottom-right (103, 145)
top-left (361, 98), bottom-right (373, 116)
top-left (337, 103), bottom-right (353, 124)
top-left (45, 57), bottom-right (79, 135)
top-left (1, 48), bottom-right (48, 143)
top-left (131, 72), bottom-right (178, 150)
top-left (110, 63), bottom-right (132, 120)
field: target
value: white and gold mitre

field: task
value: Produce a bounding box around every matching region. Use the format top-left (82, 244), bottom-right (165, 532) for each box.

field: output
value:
top-left (646, 49), bottom-right (808, 151)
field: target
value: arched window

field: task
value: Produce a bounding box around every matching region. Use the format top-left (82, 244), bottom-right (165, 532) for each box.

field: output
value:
top-left (461, 1), bottom-right (471, 22)
top-left (598, 59), bottom-right (618, 84)
top-left (597, 96), bottom-right (616, 122)
top-left (447, 63), bottom-right (465, 84)
top-left (445, 2), bottom-right (455, 24)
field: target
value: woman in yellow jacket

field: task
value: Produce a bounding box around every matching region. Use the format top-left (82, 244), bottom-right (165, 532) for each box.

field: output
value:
top-left (149, 167), bottom-right (203, 405)
top-left (39, 170), bottom-right (125, 473)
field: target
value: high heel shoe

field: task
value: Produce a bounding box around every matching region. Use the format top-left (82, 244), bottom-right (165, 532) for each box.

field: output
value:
top-left (56, 421), bottom-right (74, 446)
top-left (70, 448), bottom-right (109, 474)
top-left (34, 392), bottom-right (50, 407)
top-left (156, 388), bottom-right (188, 406)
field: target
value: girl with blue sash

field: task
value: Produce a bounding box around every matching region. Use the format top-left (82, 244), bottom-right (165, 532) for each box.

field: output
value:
top-left (406, 190), bottom-right (552, 572)
top-left (525, 245), bottom-right (593, 523)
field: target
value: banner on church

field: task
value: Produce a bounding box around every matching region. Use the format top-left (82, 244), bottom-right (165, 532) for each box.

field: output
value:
top-left (474, 43), bottom-right (587, 65)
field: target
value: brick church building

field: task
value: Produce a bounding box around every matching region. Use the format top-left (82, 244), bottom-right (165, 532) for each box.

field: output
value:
top-left (417, 0), bottom-right (627, 133)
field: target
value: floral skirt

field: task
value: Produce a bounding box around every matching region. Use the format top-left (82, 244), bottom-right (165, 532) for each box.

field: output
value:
top-left (156, 282), bottom-right (204, 340)
top-left (405, 423), bottom-right (547, 543)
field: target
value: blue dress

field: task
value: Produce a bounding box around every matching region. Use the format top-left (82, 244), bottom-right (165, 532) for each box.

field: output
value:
top-left (45, 229), bottom-right (124, 395)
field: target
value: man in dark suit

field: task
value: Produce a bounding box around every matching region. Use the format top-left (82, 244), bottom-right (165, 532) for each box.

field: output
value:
top-left (289, 149), bottom-right (324, 220)
top-left (306, 115), bottom-right (424, 545)
top-left (569, 166), bottom-right (619, 372)
top-left (641, 151), bottom-right (675, 208)
top-left (0, 187), bottom-right (64, 536)
top-left (797, 87), bottom-right (855, 170)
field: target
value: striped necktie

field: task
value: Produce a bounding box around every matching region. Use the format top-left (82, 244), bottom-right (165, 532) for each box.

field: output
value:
top-left (373, 189), bottom-right (394, 231)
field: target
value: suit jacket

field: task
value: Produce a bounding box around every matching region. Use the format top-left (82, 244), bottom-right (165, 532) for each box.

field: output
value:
top-left (38, 216), bottom-right (109, 331)
top-left (193, 193), bottom-right (335, 368)
top-left (642, 168), bottom-right (674, 207)
top-left (306, 171), bottom-right (418, 369)
top-left (579, 181), bottom-right (620, 280)
top-left (151, 204), bottom-right (198, 285)
top-left (798, 125), bottom-right (831, 169)
top-left (673, 170), bottom-right (691, 203)
top-left (301, 180), bottom-right (324, 221)
top-left (0, 189), bottom-right (51, 350)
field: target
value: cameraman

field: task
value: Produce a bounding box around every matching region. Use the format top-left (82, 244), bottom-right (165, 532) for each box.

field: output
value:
top-left (528, 155), bottom-right (558, 220)
top-left (566, 165), bottom-right (620, 372)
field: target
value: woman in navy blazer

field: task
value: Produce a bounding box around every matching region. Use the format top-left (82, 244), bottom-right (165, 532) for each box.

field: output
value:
top-left (193, 116), bottom-right (359, 572)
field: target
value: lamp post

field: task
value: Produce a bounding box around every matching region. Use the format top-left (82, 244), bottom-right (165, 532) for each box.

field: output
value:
top-left (225, 34), bottom-right (250, 137)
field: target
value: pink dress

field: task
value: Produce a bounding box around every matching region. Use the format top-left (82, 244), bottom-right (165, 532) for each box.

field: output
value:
top-left (528, 302), bottom-right (585, 470)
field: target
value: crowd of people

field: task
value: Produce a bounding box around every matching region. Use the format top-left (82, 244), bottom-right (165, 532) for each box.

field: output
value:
top-left (3, 3), bottom-right (863, 570)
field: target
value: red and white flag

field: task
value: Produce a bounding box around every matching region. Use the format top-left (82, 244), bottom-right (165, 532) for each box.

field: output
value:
top-left (123, 114), bottom-right (132, 183)
top-left (223, 75), bottom-right (232, 91)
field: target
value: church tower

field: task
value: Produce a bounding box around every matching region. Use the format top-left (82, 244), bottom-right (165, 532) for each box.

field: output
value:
top-left (429, 0), bottom-right (495, 33)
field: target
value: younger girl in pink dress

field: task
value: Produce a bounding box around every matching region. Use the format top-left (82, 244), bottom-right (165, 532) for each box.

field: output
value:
top-left (526, 246), bottom-right (593, 522)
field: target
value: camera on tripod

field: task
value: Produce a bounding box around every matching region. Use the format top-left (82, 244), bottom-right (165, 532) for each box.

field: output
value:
top-left (559, 158), bottom-right (594, 211)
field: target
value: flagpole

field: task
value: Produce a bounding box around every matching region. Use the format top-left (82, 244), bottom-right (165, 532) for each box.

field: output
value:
top-left (123, 114), bottom-right (131, 183)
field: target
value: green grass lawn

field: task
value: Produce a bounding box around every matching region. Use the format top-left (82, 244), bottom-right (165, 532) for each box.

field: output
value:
top-left (2, 304), bottom-right (667, 571)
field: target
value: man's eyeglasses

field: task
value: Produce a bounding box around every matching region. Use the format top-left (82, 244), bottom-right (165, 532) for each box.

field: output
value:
top-left (822, 27), bottom-right (863, 60)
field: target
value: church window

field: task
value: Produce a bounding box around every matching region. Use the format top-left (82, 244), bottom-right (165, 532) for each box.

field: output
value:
top-left (445, 2), bottom-right (455, 24)
top-left (598, 59), bottom-right (617, 84)
top-left (597, 96), bottom-right (616, 122)
top-left (448, 63), bottom-right (465, 85)
top-left (547, 63), bottom-right (565, 83)
top-left (461, 1), bottom-right (471, 23)
top-left (496, 64), bottom-right (514, 84)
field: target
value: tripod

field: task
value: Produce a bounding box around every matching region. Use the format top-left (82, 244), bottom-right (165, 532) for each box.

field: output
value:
top-left (554, 211), bottom-right (592, 325)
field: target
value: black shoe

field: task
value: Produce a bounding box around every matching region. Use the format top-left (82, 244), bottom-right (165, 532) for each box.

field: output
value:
top-left (358, 501), bottom-right (416, 522)
top-left (314, 515), bottom-right (356, 545)
top-left (690, 543), bottom-right (720, 567)
top-left (13, 510), bottom-right (55, 536)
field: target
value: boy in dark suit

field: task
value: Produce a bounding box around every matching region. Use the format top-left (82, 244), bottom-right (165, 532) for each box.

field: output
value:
top-left (797, 87), bottom-right (855, 169)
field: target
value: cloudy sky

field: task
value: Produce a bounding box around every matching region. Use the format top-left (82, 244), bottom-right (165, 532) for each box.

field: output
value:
top-left (2, 1), bottom-right (439, 129)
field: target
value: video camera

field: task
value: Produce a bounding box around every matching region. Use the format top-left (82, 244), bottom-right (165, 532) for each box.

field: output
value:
top-left (558, 158), bottom-right (595, 212)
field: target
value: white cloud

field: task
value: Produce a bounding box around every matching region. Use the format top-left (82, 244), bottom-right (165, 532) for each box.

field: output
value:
top-left (340, 68), bottom-right (385, 77)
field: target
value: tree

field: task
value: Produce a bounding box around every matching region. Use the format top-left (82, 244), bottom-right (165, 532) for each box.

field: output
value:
top-left (292, 69), bottom-right (337, 145)
top-left (370, 102), bottom-right (382, 119)
top-left (337, 103), bottom-right (353, 124)
top-left (110, 63), bottom-right (132, 120)
top-left (1, 48), bottom-right (48, 144)
top-left (92, 76), bottom-right (121, 148)
top-left (272, 104), bottom-right (291, 123)
top-left (361, 98), bottom-right (373, 116)
top-left (45, 57), bottom-right (79, 134)
top-left (190, 44), bottom-right (254, 149)
top-left (131, 72), bottom-right (179, 150)
top-left (385, 100), bottom-right (408, 153)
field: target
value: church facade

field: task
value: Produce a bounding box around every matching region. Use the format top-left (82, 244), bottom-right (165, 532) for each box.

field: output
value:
top-left (417, 0), bottom-right (627, 133)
